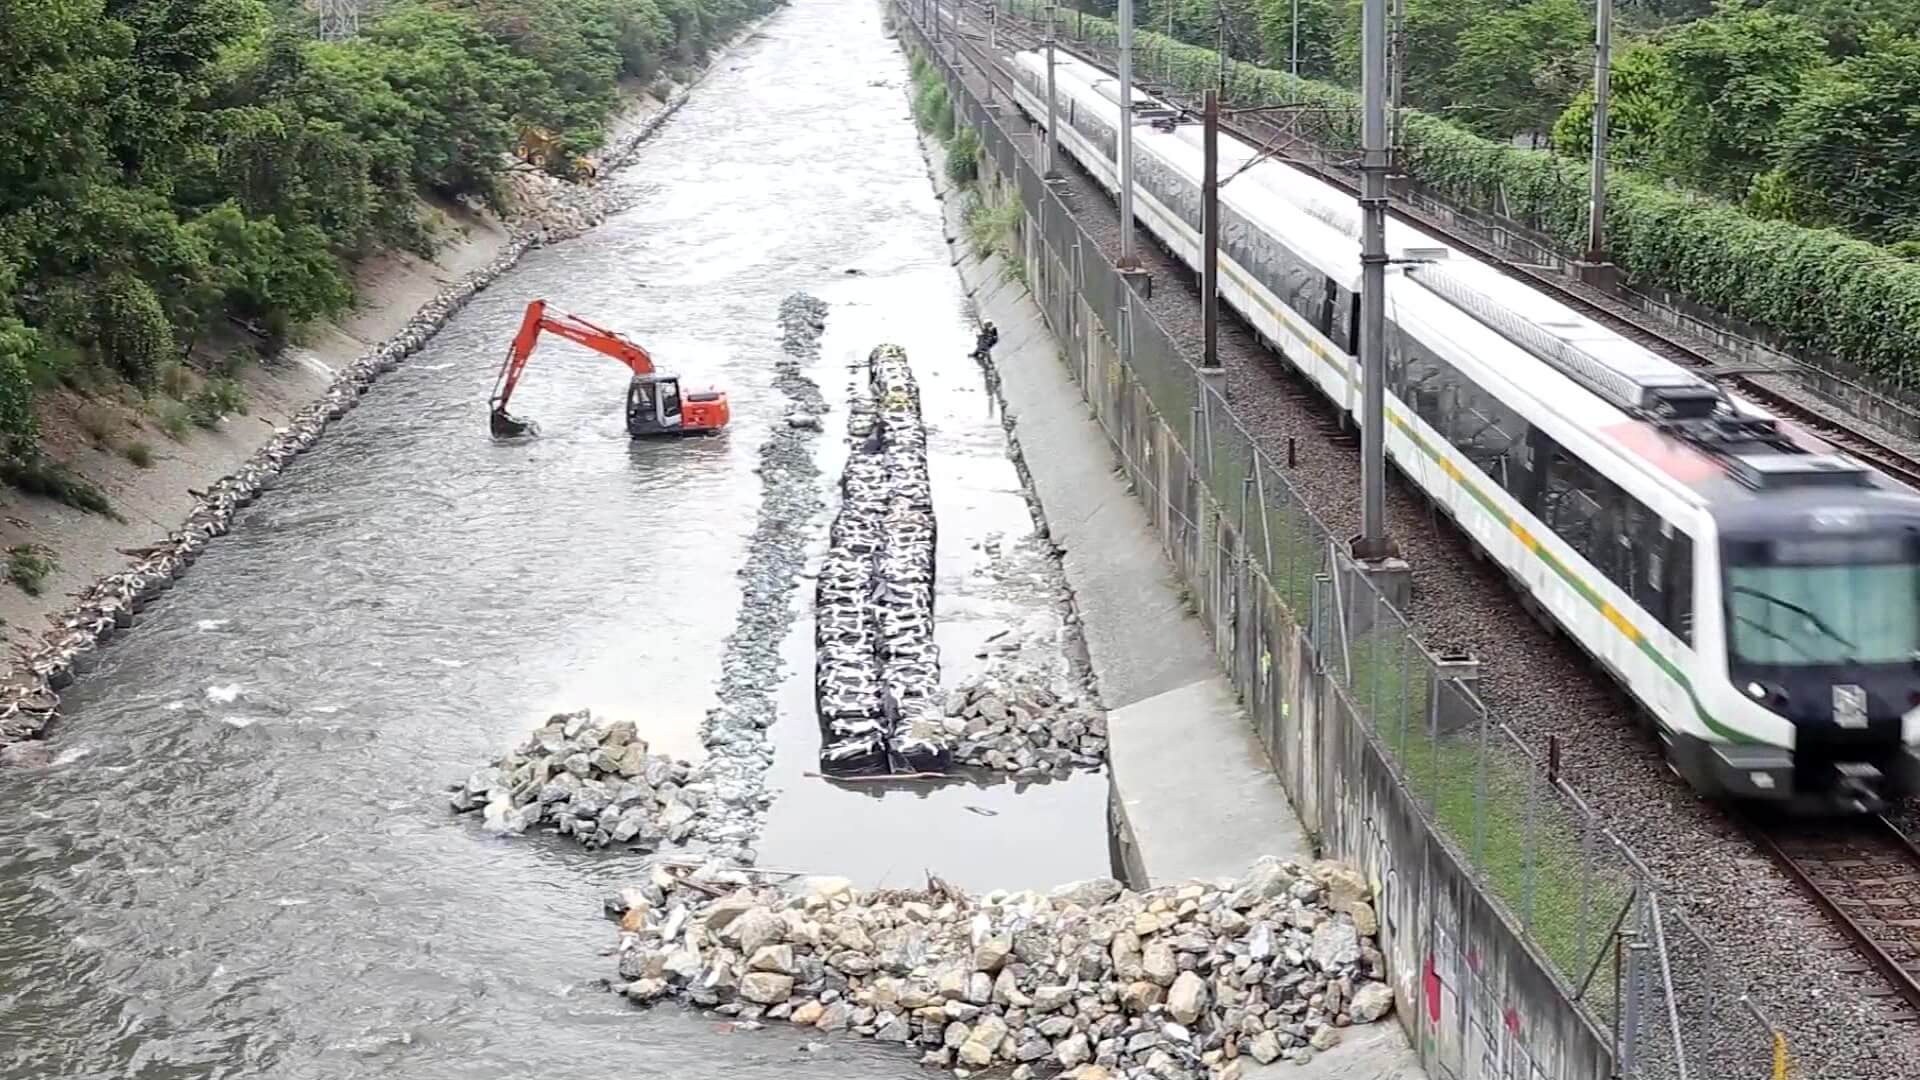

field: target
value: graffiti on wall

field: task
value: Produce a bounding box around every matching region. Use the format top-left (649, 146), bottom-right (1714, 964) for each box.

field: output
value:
top-left (1421, 890), bottom-right (1556, 1079)
top-left (1334, 783), bottom-right (1562, 1080)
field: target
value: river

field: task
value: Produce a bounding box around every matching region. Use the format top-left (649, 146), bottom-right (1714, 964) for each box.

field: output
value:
top-left (0, 1), bottom-right (1108, 1075)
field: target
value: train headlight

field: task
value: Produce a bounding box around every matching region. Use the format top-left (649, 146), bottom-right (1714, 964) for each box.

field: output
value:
top-left (1747, 682), bottom-right (1766, 700)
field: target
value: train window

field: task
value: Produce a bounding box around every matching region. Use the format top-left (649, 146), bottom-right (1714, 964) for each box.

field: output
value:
top-left (1401, 340), bottom-right (1451, 433)
top-left (1665, 533), bottom-right (1694, 643)
top-left (1540, 440), bottom-right (1603, 557)
top-left (1329, 290), bottom-right (1354, 352)
top-left (1449, 383), bottom-right (1519, 480)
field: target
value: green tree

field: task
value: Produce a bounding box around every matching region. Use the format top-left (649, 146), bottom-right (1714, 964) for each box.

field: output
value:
top-left (1653, 4), bottom-right (1827, 196)
top-left (358, 5), bottom-right (553, 204)
top-left (1332, 0), bottom-right (1522, 122)
top-left (0, 316), bottom-right (40, 445)
top-left (1440, 0), bottom-right (1592, 140)
top-left (1552, 42), bottom-right (1681, 167)
top-left (102, 0), bottom-right (268, 182)
top-left (1772, 32), bottom-right (1920, 242)
top-left (1252, 0), bottom-right (1337, 79)
top-left (1763, 0), bottom-right (1920, 56)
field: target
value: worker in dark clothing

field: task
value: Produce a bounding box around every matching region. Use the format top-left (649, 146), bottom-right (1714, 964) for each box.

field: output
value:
top-left (972, 321), bottom-right (999, 361)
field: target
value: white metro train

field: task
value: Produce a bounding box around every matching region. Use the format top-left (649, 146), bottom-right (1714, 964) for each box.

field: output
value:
top-left (1009, 47), bottom-right (1920, 812)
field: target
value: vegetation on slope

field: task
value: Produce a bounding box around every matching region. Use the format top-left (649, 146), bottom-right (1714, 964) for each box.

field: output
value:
top-left (0, 0), bottom-right (779, 477)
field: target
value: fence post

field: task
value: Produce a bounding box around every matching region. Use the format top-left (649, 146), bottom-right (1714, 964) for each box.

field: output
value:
top-left (1473, 702), bottom-right (1490, 876)
top-left (1397, 617), bottom-right (1411, 764)
top-left (1522, 750), bottom-right (1540, 929)
top-left (1621, 939), bottom-right (1649, 1077)
top-left (1367, 588), bottom-right (1382, 721)
top-left (1578, 813), bottom-right (1595, 979)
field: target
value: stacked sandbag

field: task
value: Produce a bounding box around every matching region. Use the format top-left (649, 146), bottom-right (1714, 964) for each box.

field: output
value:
top-left (816, 452), bottom-right (890, 775)
top-left (868, 346), bottom-right (944, 772)
top-left (814, 344), bottom-right (947, 776)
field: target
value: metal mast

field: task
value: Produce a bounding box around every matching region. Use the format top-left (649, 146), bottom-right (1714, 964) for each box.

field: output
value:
top-left (1355, 0), bottom-right (1390, 557)
top-left (1117, 0), bottom-right (1140, 268)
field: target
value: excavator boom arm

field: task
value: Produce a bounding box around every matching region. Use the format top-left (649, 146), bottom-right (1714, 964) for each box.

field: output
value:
top-left (489, 299), bottom-right (660, 417)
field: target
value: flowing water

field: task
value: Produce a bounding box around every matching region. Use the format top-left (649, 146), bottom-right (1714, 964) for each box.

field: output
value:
top-left (0, 1), bottom-right (1105, 1075)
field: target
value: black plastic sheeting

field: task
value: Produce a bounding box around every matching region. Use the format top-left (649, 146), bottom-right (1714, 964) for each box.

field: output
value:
top-left (815, 344), bottom-right (948, 776)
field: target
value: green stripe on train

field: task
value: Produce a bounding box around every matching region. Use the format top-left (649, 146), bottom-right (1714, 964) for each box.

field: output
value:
top-left (1385, 412), bottom-right (1762, 747)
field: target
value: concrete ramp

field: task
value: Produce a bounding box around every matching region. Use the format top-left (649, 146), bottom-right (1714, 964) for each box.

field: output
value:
top-left (1107, 677), bottom-right (1310, 887)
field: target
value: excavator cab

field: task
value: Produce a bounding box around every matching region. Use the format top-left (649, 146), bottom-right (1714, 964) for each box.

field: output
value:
top-left (489, 300), bottom-right (730, 439)
top-left (627, 375), bottom-right (683, 436)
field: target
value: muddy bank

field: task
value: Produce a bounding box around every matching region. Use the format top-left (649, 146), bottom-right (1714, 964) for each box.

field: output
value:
top-left (0, 33), bottom-right (763, 751)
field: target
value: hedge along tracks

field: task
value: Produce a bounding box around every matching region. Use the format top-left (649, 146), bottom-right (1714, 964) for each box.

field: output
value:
top-left (0, 59), bottom-right (742, 756)
top-left (1748, 813), bottom-right (1920, 1019)
top-left (967, 4), bottom-right (1920, 495)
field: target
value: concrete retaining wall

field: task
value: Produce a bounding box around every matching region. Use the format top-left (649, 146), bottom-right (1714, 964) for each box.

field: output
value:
top-left (904, 18), bottom-right (1616, 1080)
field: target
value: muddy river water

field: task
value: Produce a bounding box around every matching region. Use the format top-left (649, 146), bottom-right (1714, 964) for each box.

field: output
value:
top-left (0, 2), bottom-right (1109, 1076)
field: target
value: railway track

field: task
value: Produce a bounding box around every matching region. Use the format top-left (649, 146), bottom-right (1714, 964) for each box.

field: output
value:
top-left (1751, 814), bottom-right (1920, 1016)
top-left (918, 5), bottom-right (1920, 1024)
top-left (938, 3), bottom-right (1920, 492)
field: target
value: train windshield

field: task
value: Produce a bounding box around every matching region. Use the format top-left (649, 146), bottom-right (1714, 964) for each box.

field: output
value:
top-left (1724, 534), bottom-right (1920, 667)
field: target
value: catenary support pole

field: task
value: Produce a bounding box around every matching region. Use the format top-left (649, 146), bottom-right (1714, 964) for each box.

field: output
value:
top-left (1287, 0), bottom-right (1299, 141)
top-left (1045, 5), bottom-right (1061, 178)
top-left (1215, 0), bottom-right (1226, 95)
top-left (1290, 0), bottom-right (1299, 79)
top-left (1117, 0), bottom-right (1139, 268)
top-left (1355, 0), bottom-right (1391, 558)
top-left (1388, 0), bottom-right (1405, 163)
top-left (1202, 89), bottom-right (1220, 369)
top-left (1587, 0), bottom-right (1613, 263)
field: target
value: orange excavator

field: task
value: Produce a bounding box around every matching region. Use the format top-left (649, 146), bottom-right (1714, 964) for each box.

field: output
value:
top-left (488, 300), bottom-right (730, 439)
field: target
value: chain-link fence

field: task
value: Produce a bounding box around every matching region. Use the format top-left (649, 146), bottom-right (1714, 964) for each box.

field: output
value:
top-left (902, 8), bottom-right (1789, 1076)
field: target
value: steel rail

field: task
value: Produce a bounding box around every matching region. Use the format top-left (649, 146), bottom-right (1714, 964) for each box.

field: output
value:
top-left (1749, 814), bottom-right (1920, 1017)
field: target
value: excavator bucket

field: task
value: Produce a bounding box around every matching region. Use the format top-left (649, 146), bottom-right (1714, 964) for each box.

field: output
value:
top-left (490, 408), bottom-right (537, 438)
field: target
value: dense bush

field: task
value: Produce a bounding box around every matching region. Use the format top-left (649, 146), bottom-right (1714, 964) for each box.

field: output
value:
top-left (0, 0), bottom-right (780, 455)
top-left (1013, 0), bottom-right (1920, 387)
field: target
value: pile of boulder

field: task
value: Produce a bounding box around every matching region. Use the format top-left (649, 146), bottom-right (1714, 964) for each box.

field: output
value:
top-left (449, 710), bottom-right (751, 853)
top-left (608, 856), bottom-right (1395, 1078)
top-left (939, 668), bottom-right (1108, 780)
top-left (815, 344), bottom-right (947, 776)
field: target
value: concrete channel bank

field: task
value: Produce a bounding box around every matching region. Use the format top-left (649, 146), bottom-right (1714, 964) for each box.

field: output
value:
top-left (899, 9), bottom-right (1620, 1080)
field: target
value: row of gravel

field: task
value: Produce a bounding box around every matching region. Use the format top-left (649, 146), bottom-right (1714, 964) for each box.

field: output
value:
top-left (0, 72), bottom-right (724, 767)
top-left (937, 22), bottom-right (1918, 1078)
